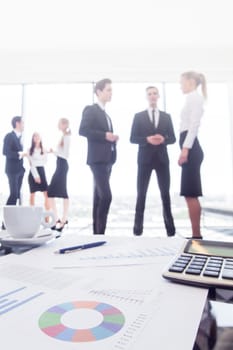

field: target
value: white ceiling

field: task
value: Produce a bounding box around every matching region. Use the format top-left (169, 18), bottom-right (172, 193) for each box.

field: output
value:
top-left (0, 0), bottom-right (233, 82)
top-left (1, 0), bottom-right (233, 49)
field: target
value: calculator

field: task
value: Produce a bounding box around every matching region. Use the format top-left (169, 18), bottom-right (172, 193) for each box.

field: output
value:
top-left (162, 239), bottom-right (233, 289)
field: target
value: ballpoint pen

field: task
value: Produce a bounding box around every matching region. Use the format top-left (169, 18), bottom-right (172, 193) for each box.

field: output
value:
top-left (54, 240), bottom-right (106, 254)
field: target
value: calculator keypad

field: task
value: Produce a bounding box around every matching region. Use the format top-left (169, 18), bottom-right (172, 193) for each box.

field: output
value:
top-left (168, 255), bottom-right (233, 281)
top-left (222, 259), bottom-right (233, 280)
top-left (203, 258), bottom-right (223, 278)
top-left (168, 255), bottom-right (191, 273)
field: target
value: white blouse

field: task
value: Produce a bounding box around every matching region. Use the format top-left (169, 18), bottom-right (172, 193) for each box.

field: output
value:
top-left (180, 90), bottom-right (204, 149)
top-left (28, 148), bottom-right (48, 179)
top-left (55, 134), bottom-right (71, 160)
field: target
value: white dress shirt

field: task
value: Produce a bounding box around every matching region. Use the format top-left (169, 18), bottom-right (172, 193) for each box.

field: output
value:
top-left (97, 101), bottom-right (105, 110)
top-left (148, 107), bottom-right (160, 127)
top-left (180, 90), bottom-right (204, 149)
top-left (13, 130), bottom-right (22, 138)
top-left (97, 101), bottom-right (112, 131)
top-left (28, 148), bottom-right (47, 179)
top-left (14, 130), bottom-right (23, 147)
top-left (55, 135), bottom-right (71, 160)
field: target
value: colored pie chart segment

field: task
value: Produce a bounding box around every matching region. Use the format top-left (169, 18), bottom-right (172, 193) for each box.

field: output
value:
top-left (39, 300), bottom-right (125, 342)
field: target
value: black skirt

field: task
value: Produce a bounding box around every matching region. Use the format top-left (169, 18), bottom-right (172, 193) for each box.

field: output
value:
top-left (179, 131), bottom-right (204, 197)
top-left (28, 166), bottom-right (48, 193)
top-left (47, 157), bottom-right (69, 198)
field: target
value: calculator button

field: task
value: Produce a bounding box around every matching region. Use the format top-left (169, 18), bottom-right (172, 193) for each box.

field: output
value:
top-left (203, 270), bottom-right (220, 277)
top-left (209, 261), bottom-right (223, 264)
top-left (173, 263), bottom-right (187, 269)
top-left (192, 258), bottom-right (206, 263)
top-left (209, 258), bottom-right (223, 262)
top-left (175, 262), bottom-right (186, 267)
top-left (193, 259), bottom-right (207, 264)
top-left (189, 263), bottom-right (204, 268)
top-left (193, 256), bottom-right (207, 260)
top-left (207, 261), bottom-right (222, 266)
top-left (208, 260), bottom-right (222, 266)
top-left (226, 259), bottom-right (233, 264)
top-left (224, 264), bottom-right (233, 269)
top-left (206, 264), bottom-right (222, 270)
top-left (205, 266), bottom-right (221, 272)
top-left (190, 266), bottom-right (203, 273)
top-left (179, 256), bottom-right (192, 262)
top-left (169, 266), bottom-right (185, 273)
top-left (176, 259), bottom-right (189, 264)
top-left (185, 268), bottom-right (202, 275)
top-left (191, 260), bottom-right (205, 266)
top-left (222, 269), bottom-right (233, 280)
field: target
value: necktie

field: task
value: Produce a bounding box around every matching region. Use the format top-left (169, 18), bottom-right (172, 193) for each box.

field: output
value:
top-left (18, 135), bottom-right (23, 148)
top-left (152, 109), bottom-right (156, 127)
top-left (105, 112), bottom-right (112, 132)
top-left (105, 112), bottom-right (115, 151)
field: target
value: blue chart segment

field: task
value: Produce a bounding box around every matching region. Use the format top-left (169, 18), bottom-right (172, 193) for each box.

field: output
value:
top-left (39, 301), bottom-right (125, 342)
top-left (0, 287), bottom-right (44, 316)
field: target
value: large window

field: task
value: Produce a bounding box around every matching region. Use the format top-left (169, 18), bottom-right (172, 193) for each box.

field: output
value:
top-left (201, 84), bottom-right (233, 196)
top-left (0, 82), bottom-right (232, 205)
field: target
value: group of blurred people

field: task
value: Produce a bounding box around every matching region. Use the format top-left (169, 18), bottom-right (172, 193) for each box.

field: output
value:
top-left (2, 71), bottom-right (207, 238)
top-left (2, 117), bottom-right (70, 232)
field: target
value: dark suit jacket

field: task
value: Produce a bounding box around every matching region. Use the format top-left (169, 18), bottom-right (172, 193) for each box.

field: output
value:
top-left (130, 110), bottom-right (176, 165)
top-left (79, 104), bottom-right (117, 165)
top-left (3, 131), bottom-right (24, 174)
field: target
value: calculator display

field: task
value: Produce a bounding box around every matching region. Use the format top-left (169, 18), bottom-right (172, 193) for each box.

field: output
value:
top-left (184, 240), bottom-right (233, 258)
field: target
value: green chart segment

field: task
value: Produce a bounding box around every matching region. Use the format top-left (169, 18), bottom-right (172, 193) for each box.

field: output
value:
top-left (39, 300), bottom-right (125, 342)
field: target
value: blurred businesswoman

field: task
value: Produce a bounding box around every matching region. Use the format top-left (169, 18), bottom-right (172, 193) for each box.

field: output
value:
top-left (27, 132), bottom-right (49, 210)
top-left (47, 118), bottom-right (71, 232)
top-left (178, 71), bottom-right (207, 239)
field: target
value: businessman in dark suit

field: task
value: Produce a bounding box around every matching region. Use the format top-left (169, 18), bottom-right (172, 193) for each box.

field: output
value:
top-left (130, 86), bottom-right (176, 236)
top-left (79, 78), bottom-right (119, 234)
top-left (3, 116), bottom-right (25, 206)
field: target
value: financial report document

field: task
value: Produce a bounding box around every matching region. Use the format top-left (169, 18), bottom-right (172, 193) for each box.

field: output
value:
top-left (0, 235), bottom-right (208, 350)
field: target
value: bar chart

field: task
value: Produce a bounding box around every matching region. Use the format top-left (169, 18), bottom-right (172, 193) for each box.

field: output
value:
top-left (0, 286), bottom-right (44, 316)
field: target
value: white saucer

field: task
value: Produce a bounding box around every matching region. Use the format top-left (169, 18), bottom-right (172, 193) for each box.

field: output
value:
top-left (0, 229), bottom-right (56, 247)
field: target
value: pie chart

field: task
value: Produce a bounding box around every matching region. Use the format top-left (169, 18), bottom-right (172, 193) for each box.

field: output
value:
top-left (39, 300), bottom-right (125, 342)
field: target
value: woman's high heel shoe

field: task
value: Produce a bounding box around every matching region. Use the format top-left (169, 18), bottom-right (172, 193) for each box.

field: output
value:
top-left (55, 220), bottom-right (68, 233)
top-left (51, 219), bottom-right (61, 230)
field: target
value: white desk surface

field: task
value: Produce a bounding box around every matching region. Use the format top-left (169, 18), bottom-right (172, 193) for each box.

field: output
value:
top-left (0, 234), bottom-right (208, 350)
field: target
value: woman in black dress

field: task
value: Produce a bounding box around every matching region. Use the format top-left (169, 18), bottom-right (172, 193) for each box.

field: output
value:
top-left (28, 132), bottom-right (49, 211)
top-left (47, 118), bottom-right (71, 232)
top-left (178, 71), bottom-right (207, 239)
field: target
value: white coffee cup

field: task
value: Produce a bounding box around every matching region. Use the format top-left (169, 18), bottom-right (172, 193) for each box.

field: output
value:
top-left (3, 206), bottom-right (56, 239)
